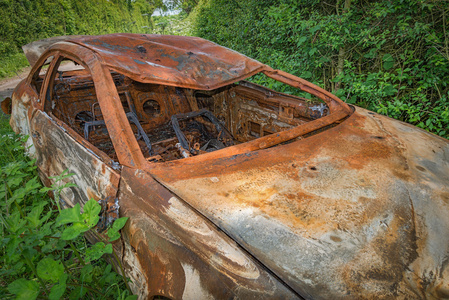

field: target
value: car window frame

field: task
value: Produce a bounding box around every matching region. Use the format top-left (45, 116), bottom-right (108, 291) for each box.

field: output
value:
top-left (36, 51), bottom-right (121, 168)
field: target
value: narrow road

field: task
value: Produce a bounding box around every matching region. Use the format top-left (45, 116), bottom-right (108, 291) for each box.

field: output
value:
top-left (0, 67), bottom-right (31, 101)
top-left (0, 63), bottom-right (77, 118)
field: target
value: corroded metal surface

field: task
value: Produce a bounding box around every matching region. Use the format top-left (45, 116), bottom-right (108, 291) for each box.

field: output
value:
top-left (69, 34), bottom-right (266, 90)
top-left (1, 97), bottom-right (12, 115)
top-left (22, 35), bottom-right (86, 66)
top-left (149, 107), bottom-right (449, 299)
top-left (7, 34), bottom-right (449, 299)
top-left (30, 110), bottom-right (120, 207)
top-left (118, 167), bottom-right (298, 299)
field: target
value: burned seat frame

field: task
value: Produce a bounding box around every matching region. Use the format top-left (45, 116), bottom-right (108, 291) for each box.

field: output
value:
top-left (84, 111), bottom-right (153, 156)
top-left (171, 108), bottom-right (235, 155)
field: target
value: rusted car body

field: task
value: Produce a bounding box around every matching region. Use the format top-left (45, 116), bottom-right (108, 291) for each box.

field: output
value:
top-left (3, 33), bottom-right (449, 299)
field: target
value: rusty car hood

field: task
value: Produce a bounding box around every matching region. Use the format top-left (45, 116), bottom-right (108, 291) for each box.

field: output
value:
top-left (148, 107), bottom-right (449, 299)
top-left (68, 34), bottom-right (267, 90)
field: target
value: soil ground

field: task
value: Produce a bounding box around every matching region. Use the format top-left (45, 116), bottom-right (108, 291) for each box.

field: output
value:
top-left (0, 67), bottom-right (31, 101)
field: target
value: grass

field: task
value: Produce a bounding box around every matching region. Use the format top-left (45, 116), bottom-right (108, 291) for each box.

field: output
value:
top-left (0, 53), bottom-right (29, 79)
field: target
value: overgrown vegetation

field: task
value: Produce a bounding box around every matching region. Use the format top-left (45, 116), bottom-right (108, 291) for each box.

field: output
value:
top-left (1, 0), bottom-right (448, 137)
top-left (152, 13), bottom-right (192, 35)
top-left (0, 1), bottom-right (447, 297)
top-left (0, 116), bottom-right (134, 300)
top-left (0, 0), bottom-right (160, 77)
top-left (190, 0), bottom-right (449, 138)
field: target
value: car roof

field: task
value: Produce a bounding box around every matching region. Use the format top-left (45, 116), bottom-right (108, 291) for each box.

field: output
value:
top-left (66, 33), bottom-right (267, 90)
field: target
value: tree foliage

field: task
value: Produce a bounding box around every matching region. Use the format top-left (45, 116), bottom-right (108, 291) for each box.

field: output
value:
top-left (0, 0), bottom-right (159, 76)
top-left (192, 0), bottom-right (449, 138)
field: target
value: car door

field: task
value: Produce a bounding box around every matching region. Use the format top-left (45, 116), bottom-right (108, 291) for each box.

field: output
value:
top-left (29, 53), bottom-right (120, 208)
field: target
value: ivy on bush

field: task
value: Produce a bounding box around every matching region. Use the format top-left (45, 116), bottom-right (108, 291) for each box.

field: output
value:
top-left (191, 0), bottom-right (449, 138)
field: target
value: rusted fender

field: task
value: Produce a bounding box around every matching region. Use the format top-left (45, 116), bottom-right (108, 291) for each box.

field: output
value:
top-left (118, 167), bottom-right (299, 299)
top-left (149, 107), bottom-right (449, 299)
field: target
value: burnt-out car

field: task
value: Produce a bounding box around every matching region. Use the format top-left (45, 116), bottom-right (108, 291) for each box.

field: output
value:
top-left (2, 33), bottom-right (449, 299)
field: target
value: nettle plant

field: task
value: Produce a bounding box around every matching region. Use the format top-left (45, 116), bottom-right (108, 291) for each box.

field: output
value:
top-left (0, 132), bottom-right (135, 300)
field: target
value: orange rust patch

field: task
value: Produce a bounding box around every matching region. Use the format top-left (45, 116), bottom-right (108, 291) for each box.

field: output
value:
top-left (86, 187), bottom-right (99, 201)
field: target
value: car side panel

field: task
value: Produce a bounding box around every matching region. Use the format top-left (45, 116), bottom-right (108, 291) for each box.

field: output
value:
top-left (29, 109), bottom-right (120, 206)
top-left (118, 166), bottom-right (299, 300)
top-left (9, 82), bottom-right (37, 157)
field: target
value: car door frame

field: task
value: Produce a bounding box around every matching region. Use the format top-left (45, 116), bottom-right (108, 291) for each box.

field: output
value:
top-left (28, 48), bottom-right (124, 208)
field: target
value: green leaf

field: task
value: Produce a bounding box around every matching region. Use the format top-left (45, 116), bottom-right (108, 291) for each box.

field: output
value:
top-left (363, 48), bottom-right (377, 59)
top-left (112, 217), bottom-right (129, 231)
top-left (22, 247), bottom-right (37, 262)
top-left (382, 53), bottom-right (393, 62)
top-left (25, 177), bottom-right (42, 192)
top-left (7, 175), bottom-right (23, 188)
top-left (82, 199), bottom-right (101, 228)
top-left (61, 222), bottom-right (89, 240)
top-left (8, 278), bottom-right (40, 300)
top-left (383, 53), bottom-right (394, 70)
top-left (309, 47), bottom-right (317, 56)
top-left (302, 71), bottom-right (312, 79)
top-left (49, 274), bottom-right (68, 300)
top-left (69, 286), bottom-right (87, 300)
top-left (296, 36), bottom-right (307, 46)
top-left (49, 170), bottom-right (76, 181)
top-left (99, 264), bottom-right (112, 285)
top-left (85, 242), bottom-right (113, 262)
top-left (383, 85), bottom-right (397, 96)
top-left (125, 296), bottom-right (138, 300)
top-left (6, 236), bottom-right (20, 258)
top-left (107, 229), bottom-right (121, 242)
top-left (37, 258), bottom-right (64, 283)
top-left (8, 177), bottom-right (42, 205)
top-left (384, 61), bottom-right (394, 70)
top-left (26, 202), bottom-right (47, 228)
top-left (81, 264), bottom-right (93, 283)
top-left (5, 211), bottom-right (26, 233)
top-left (56, 203), bottom-right (82, 226)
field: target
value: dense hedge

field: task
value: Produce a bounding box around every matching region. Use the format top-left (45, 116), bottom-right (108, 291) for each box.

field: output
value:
top-left (192, 0), bottom-right (449, 138)
top-left (0, 0), bottom-right (156, 77)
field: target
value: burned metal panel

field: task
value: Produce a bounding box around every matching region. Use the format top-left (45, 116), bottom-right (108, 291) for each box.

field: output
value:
top-left (9, 81), bottom-right (37, 157)
top-left (118, 166), bottom-right (299, 299)
top-left (36, 35), bottom-right (352, 168)
top-left (49, 68), bottom-right (122, 160)
top-left (38, 41), bottom-right (147, 169)
top-left (68, 34), bottom-right (267, 90)
top-left (22, 35), bottom-right (86, 67)
top-left (148, 107), bottom-right (449, 299)
top-left (1, 97), bottom-right (12, 115)
top-left (91, 71), bottom-right (336, 163)
top-left (29, 110), bottom-right (120, 207)
top-left (210, 83), bottom-right (320, 142)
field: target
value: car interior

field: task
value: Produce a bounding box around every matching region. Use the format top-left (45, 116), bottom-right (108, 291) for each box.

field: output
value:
top-left (35, 58), bottom-right (330, 162)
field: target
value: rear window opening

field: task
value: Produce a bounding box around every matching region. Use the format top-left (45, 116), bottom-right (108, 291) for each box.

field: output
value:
top-left (48, 66), bottom-right (333, 163)
top-left (112, 74), bottom-right (330, 162)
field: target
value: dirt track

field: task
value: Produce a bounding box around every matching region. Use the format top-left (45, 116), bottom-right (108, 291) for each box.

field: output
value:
top-left (0, 67), bottom-right (31, 101)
